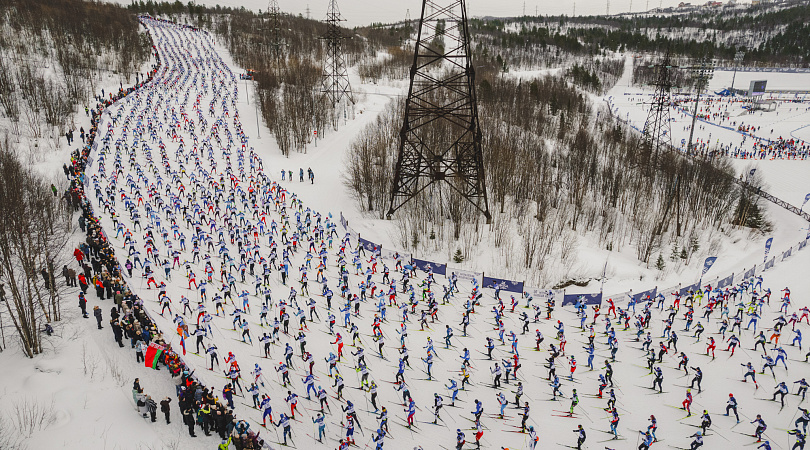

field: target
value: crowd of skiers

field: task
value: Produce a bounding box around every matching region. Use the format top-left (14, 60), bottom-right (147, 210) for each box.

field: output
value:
top-left (55, 16), bottom-right (267, 450)
top-left (56, 14), bottom-right (810, 450)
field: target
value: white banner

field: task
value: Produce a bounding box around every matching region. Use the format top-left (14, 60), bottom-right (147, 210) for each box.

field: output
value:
top-left (523, 287), bottom-right (564, 302)
top-left (382, 249), bottom-right (410, 261)
top-left (448, 268), bottom-right (483, 285)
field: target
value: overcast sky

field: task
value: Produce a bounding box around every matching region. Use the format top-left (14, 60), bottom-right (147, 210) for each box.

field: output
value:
top-left (124, 0), bottom-right (751, 27)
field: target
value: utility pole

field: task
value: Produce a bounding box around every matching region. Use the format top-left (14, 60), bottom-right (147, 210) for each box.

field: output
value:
top-left (730, 50), bottom-right (745, 93)
top-left (686, 57), bottom-right (715, 156)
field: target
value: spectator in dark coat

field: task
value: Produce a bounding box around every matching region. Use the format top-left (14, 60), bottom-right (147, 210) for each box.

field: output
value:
top-left (93, 305), bottom-right (103, 329)
top-left (160, 397), bottom-right (172, 424)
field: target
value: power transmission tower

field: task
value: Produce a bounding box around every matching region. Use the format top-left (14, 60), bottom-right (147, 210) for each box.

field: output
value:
top-left (267, 0), bottom-right (283, 61)
top-left (320, 0), bottom-right (354, 106)
top-left (387, 0), bottom-right (491, 223)
top-left (641, 50), bottom-right (674, 170)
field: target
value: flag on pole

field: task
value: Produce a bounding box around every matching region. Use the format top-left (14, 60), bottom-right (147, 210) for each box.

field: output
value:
top-left (179, 334), bottom-right (186, 356)
top-left (702, 257), bottom-right (717, 275)
top-left (144, 343), bottom-right (165, 369)
top-left (803, 193), bottom-right (810, 207)
top-left (764, 237), bottom-right (773, 263)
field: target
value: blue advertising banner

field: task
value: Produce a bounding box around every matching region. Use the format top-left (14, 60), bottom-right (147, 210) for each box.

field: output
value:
top-left (679, 282), bottom-right (699, 297)
top-left (562, 292), bottom-right (602, 307)
top-left (743, 267), bottom-right (756, 280)
top-left (765, 257), bottom-right (775, 270)
top-left (411, 258), bottom-right (447, 276)
top-left (764, 237), bottom-right (773, 263)
top-left (702, 257), bottom-right (717, 275)
top-left (782, 248), bottom-right (792, 261)
top-left (717, 273), bottom-right (734, 289)
top-left (483, 276), bottom-right (524, 294)
top-left (800, 241), bottom-right (807, 250)
top-left (358, 237), bottom-right (379, 253)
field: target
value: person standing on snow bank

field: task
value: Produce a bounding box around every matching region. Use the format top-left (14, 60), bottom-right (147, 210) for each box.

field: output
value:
top-left (182, 405), bottom-right (196, 437)
top-left (145, 395), bottom-right (157, 422)
top-left (93, 305), bottom-right (103, 329)
top-left (160, 397), bottom-right (171, 424)
top-left (78, 292), bottom-right (88, 318)
top-left (136, 388), bottom-right (147, 418)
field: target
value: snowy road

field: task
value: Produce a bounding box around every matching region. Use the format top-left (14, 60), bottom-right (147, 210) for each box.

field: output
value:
top-left (80, 20), bottom-right (810, 450)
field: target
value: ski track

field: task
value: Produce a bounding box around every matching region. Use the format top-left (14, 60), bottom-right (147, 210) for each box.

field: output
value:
top-left (75, 18), bottom-right (810, 450)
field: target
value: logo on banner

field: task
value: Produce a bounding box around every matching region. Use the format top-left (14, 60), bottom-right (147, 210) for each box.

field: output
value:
top-left (717, 273), bottom-right (734, 289)
top-left (702, 257), bottom-right (717, 275)
top-left (764, 237), bottom-right (773, 262)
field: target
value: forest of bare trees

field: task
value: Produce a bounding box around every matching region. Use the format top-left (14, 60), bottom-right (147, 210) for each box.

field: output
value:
top-left (0, 138), bottom-right (73, 357)
top-left (198, 9), bottom-right (400, 156)
top-left (0, 0), bottom-right (148, 356)
top-left (345, 72), bottom-right (742, 284)
top-left (0, 0), bottom-right (150, 145)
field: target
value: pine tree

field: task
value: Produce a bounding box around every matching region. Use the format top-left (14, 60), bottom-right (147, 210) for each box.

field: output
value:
top-left (656, 253), bottom-right (665, 271)
top-left (453, 249), bottom-right (464, 264)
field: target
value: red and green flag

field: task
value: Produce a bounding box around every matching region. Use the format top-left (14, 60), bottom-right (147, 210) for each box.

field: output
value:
top-left (144, 342), bottom-right (164, 369)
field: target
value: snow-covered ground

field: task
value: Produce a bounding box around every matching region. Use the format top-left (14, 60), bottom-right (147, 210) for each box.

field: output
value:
top-left (0, 305), bottom-right (196, 450)
top-left (3, 11), bottom-right (810, 450)
top-left (20, 17), bottom-right (803, 450)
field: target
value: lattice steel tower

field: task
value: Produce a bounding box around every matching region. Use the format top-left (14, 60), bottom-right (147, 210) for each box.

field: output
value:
top-left (320, 0), bottom-right (354, 106)
top-left (267, 0), bottom-right (283, 61)
top-left (387, 0), bottom-right (491, 222)
top-left (641, 50), bottom-right (674, 169)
